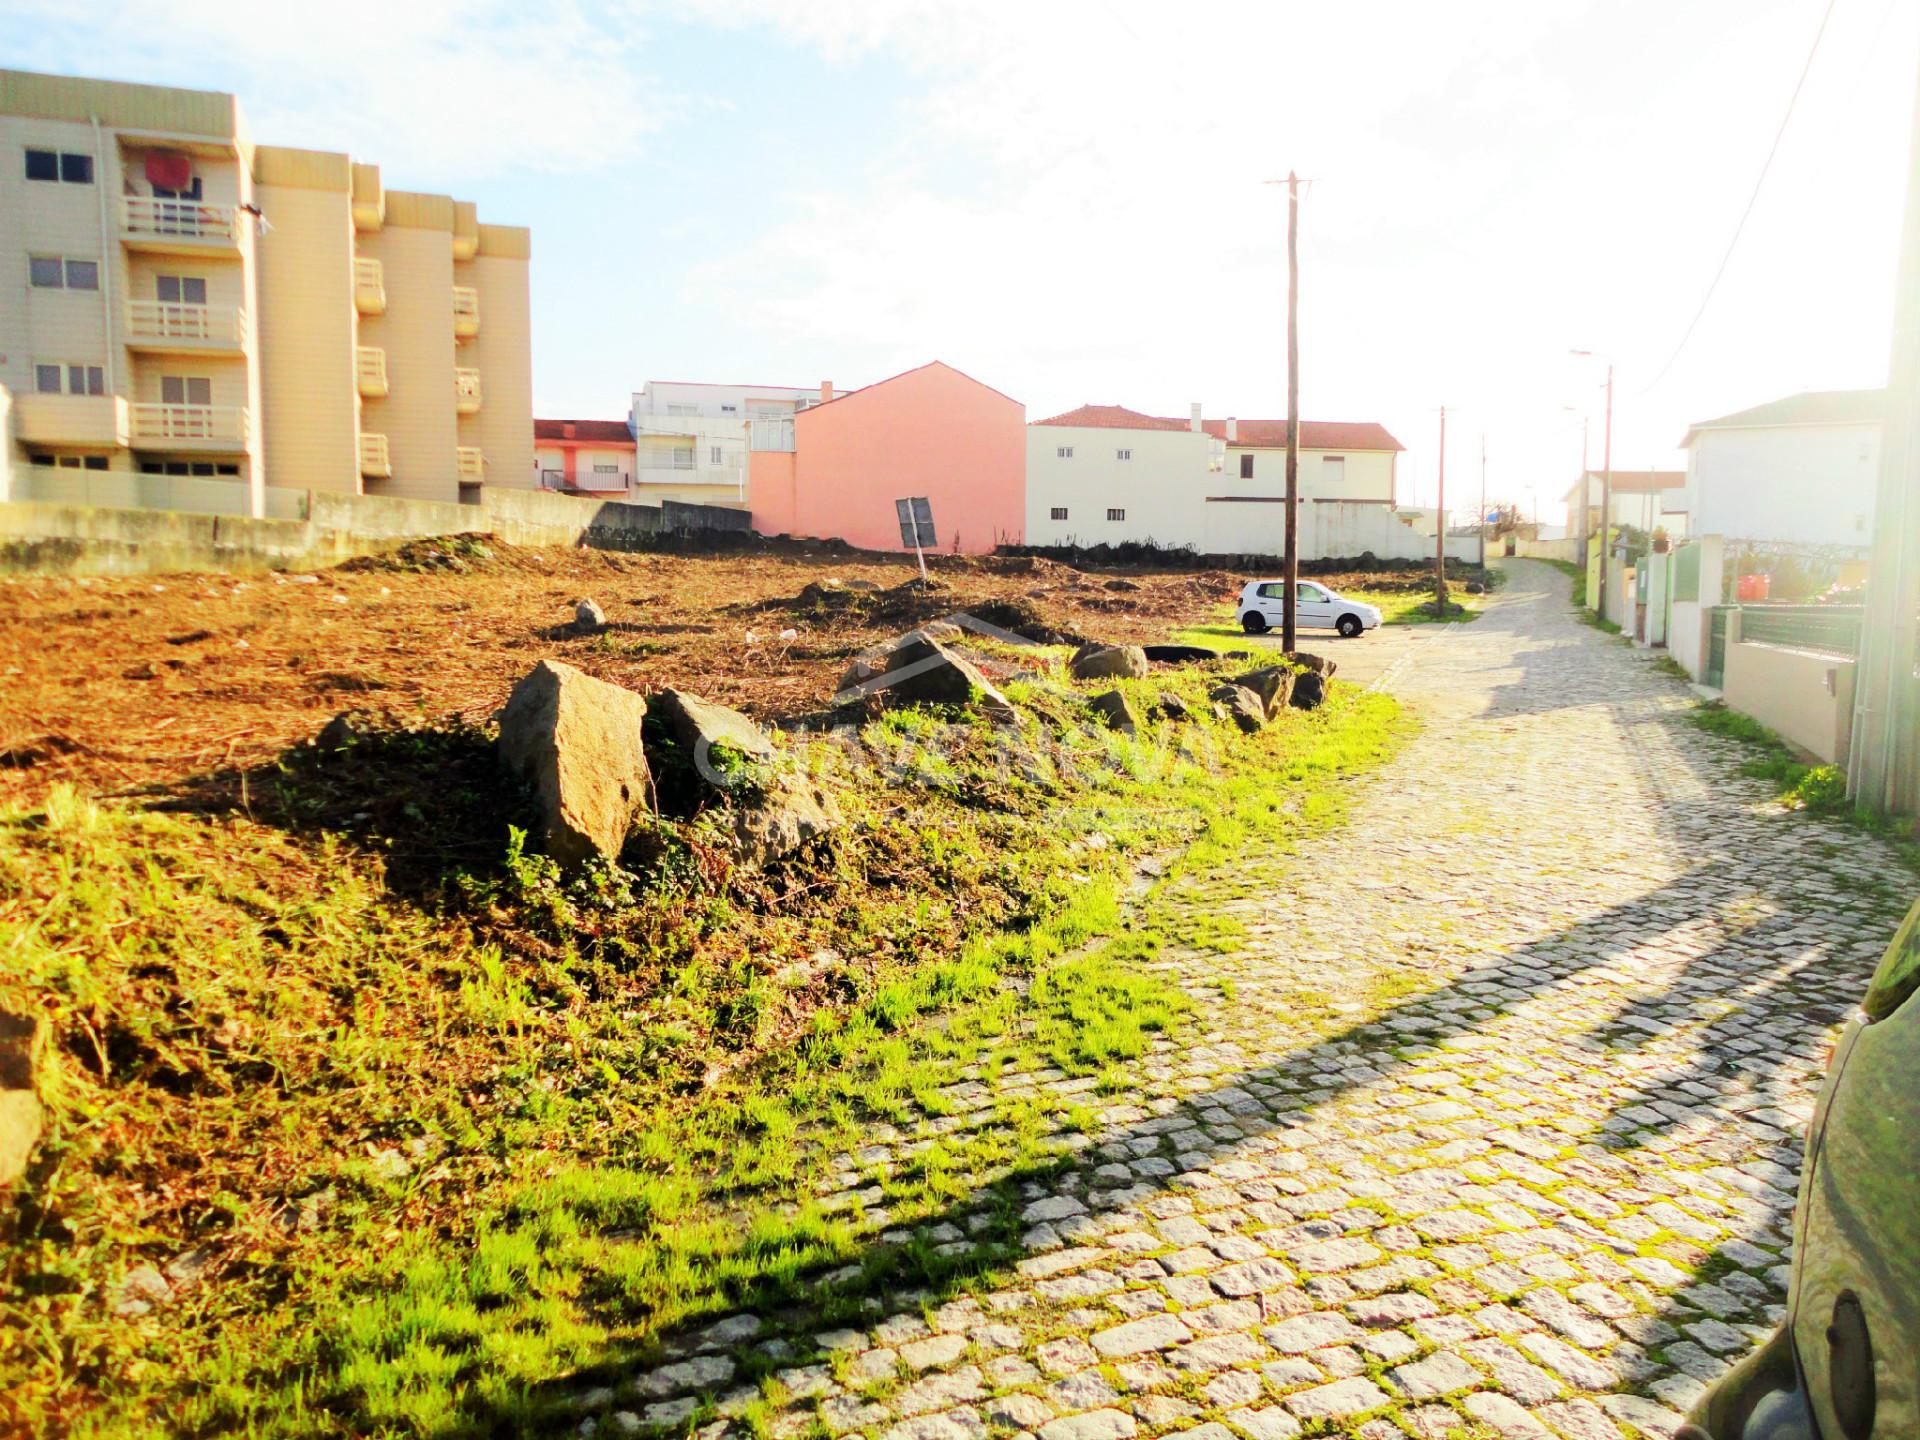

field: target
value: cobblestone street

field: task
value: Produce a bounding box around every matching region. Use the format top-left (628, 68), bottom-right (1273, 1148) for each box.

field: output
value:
top-left (604, 560), bottom-right (1909, 1440)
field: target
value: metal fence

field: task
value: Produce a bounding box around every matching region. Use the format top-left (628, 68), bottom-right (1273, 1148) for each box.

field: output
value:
top-left (1736, 604), bottom-right (1863, 658)
top-left (9, 466), bottom-right (307, 520)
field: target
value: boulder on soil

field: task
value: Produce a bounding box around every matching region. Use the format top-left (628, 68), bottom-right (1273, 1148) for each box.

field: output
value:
top-left (1289, 670), bottom-right (1328, 711)
top-left (841, 636), bottom-right (1016, 719)
top-left (1209, 683), bottom-right (1267, 735)
top-left (1231, 665), bottom-right (1297, 719)
top-left (574, 598), bottom-right (607, 633)
top-left (0, 1011), bottom-right (42, 1189)
top-left (1142, 644), bottom-right (1219, 664)
top-left (497, 660), bottom-right (651, 869)
top-left (315, 709), bottom-right (378, 752)
top-left (1156, 693), bottom-right (1195, 722)
top-left (649, 688), bottom-right (838, 864)
top-left (1070, 643), bottom-right (1150, 681)
top-left (1286, 651), bottom-right (1337, 677)
top-left (1088, 689), bottom-right (1140, 736)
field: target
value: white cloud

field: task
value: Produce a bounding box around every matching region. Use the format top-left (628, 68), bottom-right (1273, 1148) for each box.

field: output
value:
top-left (2, 0), bottom-right (665, 181)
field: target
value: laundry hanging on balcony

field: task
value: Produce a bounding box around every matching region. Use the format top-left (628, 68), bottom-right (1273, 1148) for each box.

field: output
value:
top-left (144, 149), bottom-right (193, 192)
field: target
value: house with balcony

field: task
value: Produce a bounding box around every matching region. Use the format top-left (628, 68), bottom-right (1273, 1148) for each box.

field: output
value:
top-left (534, 418), bottom-right (636, 495)
top-left (0, 68), bottom-right (533, 516)
top-left (626, 379), bottom-right (848, 507)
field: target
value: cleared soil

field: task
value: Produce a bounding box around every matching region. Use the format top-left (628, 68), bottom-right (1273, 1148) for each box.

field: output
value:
top-left (0, 535), bottom-right (1475, 806)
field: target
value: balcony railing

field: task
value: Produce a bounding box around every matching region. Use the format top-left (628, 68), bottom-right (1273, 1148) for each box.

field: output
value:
top-left (541, 468), bottom-right (631, 492)
top-left (454, 368), bottom-right (482, 414)
top-left (354, 258), bottom-right (386, 315)
top-left (122, 195), bottom-right (239, 246)
top-left (452, 286), bottom-right (479, 339)
top-left (637, 454), bottom-right (699, 472)
top-left (359, 433), bottom-right (391, 479)
top-left (13, 394), bottom-right (131, 448)
top-left (129, 403), bottom-right (249, 445)
top-left (356, 346), bottom-right (388, 398)
top-left (126, 300), bottom-right (250, 349)
top-left (456, 447), bottom-right (486, 482)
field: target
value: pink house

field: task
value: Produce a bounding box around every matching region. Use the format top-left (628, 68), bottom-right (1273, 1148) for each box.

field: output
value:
top-left (750, 361), bottom-right (1025, 555)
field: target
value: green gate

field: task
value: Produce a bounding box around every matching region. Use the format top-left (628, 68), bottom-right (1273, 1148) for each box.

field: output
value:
top-left (1706, 606), bottom-right (1730, 688)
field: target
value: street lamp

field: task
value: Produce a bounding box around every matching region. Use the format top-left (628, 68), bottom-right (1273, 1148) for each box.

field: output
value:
top-left (1569, 350), bottom-right (1614, 621)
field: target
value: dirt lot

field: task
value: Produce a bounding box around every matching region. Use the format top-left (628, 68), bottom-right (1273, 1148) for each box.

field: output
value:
top-left (0, 538), bottom-right (1279, 806)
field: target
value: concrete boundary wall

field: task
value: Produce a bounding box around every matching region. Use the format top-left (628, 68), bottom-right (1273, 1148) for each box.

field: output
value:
top-left (1514, 536), bottom-right (1579, 563)
top-left (1722, 641), bottom-right (1857, 766)
top-left (0, 487), bottom-right (751, 576)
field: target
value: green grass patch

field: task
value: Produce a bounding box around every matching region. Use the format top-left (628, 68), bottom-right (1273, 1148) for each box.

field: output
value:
top-left (1, 665), bottom-right (1408, 1438)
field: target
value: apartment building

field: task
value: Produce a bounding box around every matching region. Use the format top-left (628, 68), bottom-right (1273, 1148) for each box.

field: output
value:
top-left (0, 68), bottom-right (532, 515)
top-left (627, 379), bottom-right (846, 506)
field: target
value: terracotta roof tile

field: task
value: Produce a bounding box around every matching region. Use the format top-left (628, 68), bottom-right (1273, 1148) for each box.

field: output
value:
top-left (535, 418), bottom-right (635, 445)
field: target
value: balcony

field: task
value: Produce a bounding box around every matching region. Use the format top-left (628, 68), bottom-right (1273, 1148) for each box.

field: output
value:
top-left (635, 455), bottom-right (744, 498)
top-left (125, 300), bottom-right (250, 354)
top-left (13, 393), bottom-right (131, 448)
top-left (456, 447), bottom-right (486, 482)
top-left (454, 368), bottom-right (482, 414)
top-left (129, 403), bottom-right (250, 449)
top-left (356, 347), bottom-right (388, 399)
top-left (451, 286), bottom-right (479, 339)
top-left (354, 258), bottom-right (386, 316)
top-left (359, 433), bottom-right (391, 479)
top-left (121, 195), bottom-right (241, 255)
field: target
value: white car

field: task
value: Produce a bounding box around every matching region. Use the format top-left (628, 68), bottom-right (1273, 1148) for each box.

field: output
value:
top-left (1236, 579), bottom-right (1382, 638)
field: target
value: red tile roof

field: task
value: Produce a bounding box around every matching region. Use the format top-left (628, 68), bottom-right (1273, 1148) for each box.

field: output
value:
top-left (535, 418), bottom-right (635, 446)
top-left (1031, 407), bottom-right (1403, 451)
top-left (1200, 419), bottom-right (1404, 452)
top-left (1032, 405), bottom-right (1196, 431)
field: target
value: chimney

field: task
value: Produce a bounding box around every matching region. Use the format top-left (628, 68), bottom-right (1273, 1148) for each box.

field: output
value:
top-left (1189, 402), bottom-right (1203, 433)
top-left (562, 422), bottom-right (576, 440)
top-left (820, 381), bottom-right (834, 404)
top-left (1227, 416), bottom-right (1238, 443)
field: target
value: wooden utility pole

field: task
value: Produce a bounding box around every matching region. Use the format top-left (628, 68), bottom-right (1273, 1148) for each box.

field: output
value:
top-left (1434, 406), bottom-right (1449, 609)
top-left (1479, 432), bottom-right (1488, 568)
top-left (1282, 170), bottom-right (1301, 653)
top-left (1598, 363), bottom-right (1614, 623)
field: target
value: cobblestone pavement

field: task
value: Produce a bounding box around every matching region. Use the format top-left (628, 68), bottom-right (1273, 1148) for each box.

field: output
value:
top-left (597, 561), bottom-right (1909, 1440)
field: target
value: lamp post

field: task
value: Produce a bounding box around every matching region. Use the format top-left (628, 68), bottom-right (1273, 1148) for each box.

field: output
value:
top-left (1570, 351), bottom-right (1613, 620)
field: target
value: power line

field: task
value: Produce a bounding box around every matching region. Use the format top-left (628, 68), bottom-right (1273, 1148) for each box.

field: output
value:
top-left (1637, 0), bottom-right (1841, 396)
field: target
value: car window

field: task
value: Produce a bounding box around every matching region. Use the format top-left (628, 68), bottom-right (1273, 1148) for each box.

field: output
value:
top-left (1257, 583), bottom-right (1286, 599)
top-left (1296, 584), bottom-right (1323, 602)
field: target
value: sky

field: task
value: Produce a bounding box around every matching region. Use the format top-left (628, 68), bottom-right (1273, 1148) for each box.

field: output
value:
top-left (5, 0), bottom-right (1917, 522)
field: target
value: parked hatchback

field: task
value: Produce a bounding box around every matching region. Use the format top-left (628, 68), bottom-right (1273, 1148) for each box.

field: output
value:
top-left (1237, 579), bottom-right (1382, 638)
top-left (1679, 895), bottom-right (1920, 1440)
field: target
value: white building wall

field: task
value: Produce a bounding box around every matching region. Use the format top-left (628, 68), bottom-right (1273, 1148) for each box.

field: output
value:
top-left (1024, 426), bottom-right (1218, 548)
top-left (1223, 446), bottom-right (1396, 503)
top-left (632, 380), bottom-right (843, 424)
top-left (1685, 422), bottom-right (1878, 547)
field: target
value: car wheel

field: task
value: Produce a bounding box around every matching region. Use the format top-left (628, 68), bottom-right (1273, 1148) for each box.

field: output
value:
top-left (1336, 614), bottom-right (1363, 638)
top-left (1241, 611), bottom-right (1269, 635)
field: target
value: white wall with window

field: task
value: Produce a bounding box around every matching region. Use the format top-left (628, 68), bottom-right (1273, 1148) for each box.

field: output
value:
top-left (1025, 423), bottom-right (1223, 548)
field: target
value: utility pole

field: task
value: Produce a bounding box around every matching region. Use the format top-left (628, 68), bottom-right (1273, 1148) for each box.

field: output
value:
top-left (1849, 53), bottom-right (1920, 815)
top-left (1283, 170), bottom-right (1301, 654)
top-left (1479, 432), bottom-right (1488, 568)
top-left (1434, 406), bottom-right (1449, 610)
top-left (1599, 363), bottom-right (1614, 623)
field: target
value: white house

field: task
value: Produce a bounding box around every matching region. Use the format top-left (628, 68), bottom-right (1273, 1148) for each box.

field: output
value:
top-left (1561, 469), bottom-right (1690, 542)
top-left (628, 379), bottom-right (848, 504)
top-left (1026, 403), bottom-right (1455, 560)
top-left (1678, 389), bottom-right (1882, 549)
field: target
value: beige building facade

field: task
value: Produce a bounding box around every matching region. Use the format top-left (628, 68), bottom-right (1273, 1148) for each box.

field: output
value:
top-left (0, 69), bottom-right (532, 514)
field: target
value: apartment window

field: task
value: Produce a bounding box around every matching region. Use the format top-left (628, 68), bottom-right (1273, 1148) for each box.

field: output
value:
top-left (25, 149), bottom-right (93, 184)
top-left (32, 454), bottom-right (108, 470)
top-left (1050, 506), bottom-right (1069, 521)
top-left (1057, 446), bottom-right (1074, 459)
top-left (720, 403), bottom-right (738, 414)
top-left (592, 463), bottom-right (619, 474)
top-left (160, 376), bottom-right (213, 406)
top-left (1116, 448), bottom-right (1131, 460)
top-left (156, 274), bottom-right (208, 305)
top-left (1107, 507), bottom-right (1126, 522)
top-left (30, 256), bottom-right (99, 290)
top-left (1321, 455), bottom-right (1345, 485)
top-left (1239, 453), bottom-right (1254, 479)
top-left (706, 445), bottom-right (722, 465)
top-left (35, 363), bottom-right (104, 396)
top-left (667, 403), bottom-right (698, 416)
top-left (142, 461), bottom-right (238, 476)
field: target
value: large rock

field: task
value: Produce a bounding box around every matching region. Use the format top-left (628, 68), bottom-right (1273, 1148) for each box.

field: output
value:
top-left (574, 598), bottom-right (608, 633)
top-left (0, 1011), bottom-right (42, 1189)
top-left (1142, 644), bottom-right (1219, 665)
top-left (1232, 665), bottom-right (1297, 718)
top-left (842, 636), bottom-right (1015, 719)
top-left (1287, 651), bottom-right (1337, 677)
top-left (650, 688), bottom-right (838, 864)
top-left (1071, 643), bottom-right (1150, 681)
top-left (498, 660), bottom-right (651, 869)
top-left (1290, 671), bottom-right (1328, 711)
top-left (1209, 683), bottom-right (1267, 735)
top-left (1088, 689), bottom-right (1140, 736)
